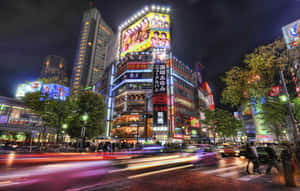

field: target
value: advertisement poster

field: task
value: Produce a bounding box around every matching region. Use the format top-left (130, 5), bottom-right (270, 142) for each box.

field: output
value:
top-left (121, 12), bottom-right (170, 57)
top-left (41, 84), bottom-right (70, 101)
top-left (153, 63), bottom-right (167, 127)
top-left (282, 19), bottom-right (300, 49)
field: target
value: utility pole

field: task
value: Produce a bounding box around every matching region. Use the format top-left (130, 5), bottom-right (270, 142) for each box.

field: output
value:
top-left (280, 70), bottom-right (298, 143)
top-left (81, 112), bottom-right (88, 152)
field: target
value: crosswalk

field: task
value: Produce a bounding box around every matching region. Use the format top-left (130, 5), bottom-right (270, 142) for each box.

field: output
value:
top-left (191, 158), bottom-right (275, 183)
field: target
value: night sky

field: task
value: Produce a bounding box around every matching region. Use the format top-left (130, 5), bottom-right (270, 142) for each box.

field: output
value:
top-left (1, 0), bottom-right (300, 102)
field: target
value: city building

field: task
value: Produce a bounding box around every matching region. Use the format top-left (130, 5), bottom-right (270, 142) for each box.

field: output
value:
top-left (41, 55), bottom-right (68, 86)
top-left (0, 96), bottom-right (55, 142)
top-left (71, 7), bottom-right (113, 92)
top-left (106, 5), bottom-right (206, 143)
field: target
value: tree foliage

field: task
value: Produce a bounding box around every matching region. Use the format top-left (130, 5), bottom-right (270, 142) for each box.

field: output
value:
top-left (202, 108), bottom-right (242, 140)
top-left (66, 91), bottom-right (107, 139)
top-left (221, 39), bottom-right (288, 107)
top-left (23, 91), bottom-right (107, 141)
top-left (257, 97), bottom-right (288, 141)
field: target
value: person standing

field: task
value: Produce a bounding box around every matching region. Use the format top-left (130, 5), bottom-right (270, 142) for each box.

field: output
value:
top-left (265, 144), bottom-right (280, 174)
top-left (280, 144), bottom-right (296, 187)
top-left (246, 142), bottom-right (261, 174)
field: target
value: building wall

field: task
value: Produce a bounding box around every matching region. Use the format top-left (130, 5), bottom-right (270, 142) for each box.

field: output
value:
top-left (111, 53), bottom-right (153, 139)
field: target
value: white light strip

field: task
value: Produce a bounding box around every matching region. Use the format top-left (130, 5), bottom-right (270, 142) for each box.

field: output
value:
top-left (172, 73), bottom-right (194, 87)
top-left (113, 69), bottom-right (152, 82)
top-left (128, 164), bottom-right (193, 179)
top-left (112, 79), bottom-right (152, 91)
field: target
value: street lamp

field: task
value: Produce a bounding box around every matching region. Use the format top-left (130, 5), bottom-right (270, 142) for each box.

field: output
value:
top-left (279, 95), bottom-right (288, 103)
top-left (81, 112), bottom-right (88, 152)
top-left (62, 124), bottom-right (68, 129)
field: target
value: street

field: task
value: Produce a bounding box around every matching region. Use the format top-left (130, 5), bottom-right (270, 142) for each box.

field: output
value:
top-left (0, 152), bottom-right (298, 191)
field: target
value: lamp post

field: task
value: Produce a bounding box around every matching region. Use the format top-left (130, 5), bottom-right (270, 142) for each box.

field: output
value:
top-left (280, 70), bottom-right (298, 143)
top-left (62, 124), bottom-right (68, 143)
top-left (81, 112), bottom-right (88, 151)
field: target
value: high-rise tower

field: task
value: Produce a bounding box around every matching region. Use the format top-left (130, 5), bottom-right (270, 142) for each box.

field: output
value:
top-left (41, 55), bottom-right (67, 86)
top-left (71, 7), bottom-right (113, 92)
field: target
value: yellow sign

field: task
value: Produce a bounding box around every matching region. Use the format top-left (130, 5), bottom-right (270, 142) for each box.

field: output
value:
top-left (121, 12), bottom-right (171, 57)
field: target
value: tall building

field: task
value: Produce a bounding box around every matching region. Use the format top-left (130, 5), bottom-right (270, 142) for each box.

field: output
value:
top-left (41, 55), bottom-right (67, 86)
top-left (106, 5), bottom-right (203, 143)
top-left (71, 8), bottom-right (113, 92)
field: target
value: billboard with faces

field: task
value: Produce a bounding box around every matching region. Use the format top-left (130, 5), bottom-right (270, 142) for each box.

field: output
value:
top-left (121, 12), bottom-right (171, 57)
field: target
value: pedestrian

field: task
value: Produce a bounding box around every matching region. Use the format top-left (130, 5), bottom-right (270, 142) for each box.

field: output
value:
top-left (265, 144), bottom-right (280, 175)
top-left (246, 142), bottom-right (261, 174)
top-left (280, 144), bottom-right (296, 187)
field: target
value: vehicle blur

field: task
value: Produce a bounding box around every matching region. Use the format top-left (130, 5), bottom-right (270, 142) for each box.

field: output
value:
top-left (182, 144), bottom-right (219, 166)
top-left (219, 144), bottom-right (240, 157)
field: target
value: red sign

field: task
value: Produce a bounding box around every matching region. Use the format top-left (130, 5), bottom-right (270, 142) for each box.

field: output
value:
top-left (153, 93), bottom-right (167, 104)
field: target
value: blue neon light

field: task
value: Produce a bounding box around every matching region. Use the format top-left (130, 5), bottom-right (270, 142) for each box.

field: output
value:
top-left (172, 73), bottom-right (194, 87)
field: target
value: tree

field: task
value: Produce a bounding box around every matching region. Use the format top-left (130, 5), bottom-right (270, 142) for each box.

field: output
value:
top-left (23, 92), bottom-right (74, 142)
top-left (256, 97), bottom-right (288, 142)
top-left (38, 77), bottom-right (68, 86)
top-left (66, 91), bottom-right (107, 139)
top-left (222, 39), bottom-right (289, 108)
top-left (202, 108), bottom-right (242, 143)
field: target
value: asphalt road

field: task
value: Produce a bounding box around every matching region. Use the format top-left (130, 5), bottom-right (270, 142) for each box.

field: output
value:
top-left (0, 153), bottom-right (298, 191)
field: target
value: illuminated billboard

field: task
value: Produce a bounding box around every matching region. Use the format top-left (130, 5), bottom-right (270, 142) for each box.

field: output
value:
top-left (16, 84), bottom-right (27, 98)
top-left (15, 81), bottom-right (42, 98)
top-left (41, 84), bottom-right (70, 101)
top-left (153, 62), bottom-right (167, 128)
top-left (121, 12), bottom-right (170, 57)
top-left (282, 19), bottom-right (300, 49)
top-left (190, 117), bottom-right (199, 128)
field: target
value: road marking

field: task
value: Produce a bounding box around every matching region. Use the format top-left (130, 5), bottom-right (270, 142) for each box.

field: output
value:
top-left (128, 164), bottom-right (193, 179)
top-left (201, 165), bottom-right (246, 175)
top-left (218, 171), bottom-right (239, 178)
top-left (237, 174), bottom-right (263, 181)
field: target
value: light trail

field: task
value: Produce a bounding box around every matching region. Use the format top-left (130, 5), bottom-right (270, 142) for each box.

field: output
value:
top-left (128, 164), bottom-right (193, 179)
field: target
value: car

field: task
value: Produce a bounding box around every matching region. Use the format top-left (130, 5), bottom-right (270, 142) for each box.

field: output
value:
top-left (220, 145), bottom-right (239, 157)
top-left (182, 144), bottom-right (219, 166)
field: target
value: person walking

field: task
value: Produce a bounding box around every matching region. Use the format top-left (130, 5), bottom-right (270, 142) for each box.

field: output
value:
top-left (265, 144), bottom-right (280, 175)
top-left (280, 144), bottom-right (296, 187)
top-left (246, 142), bottom-right (261, 174)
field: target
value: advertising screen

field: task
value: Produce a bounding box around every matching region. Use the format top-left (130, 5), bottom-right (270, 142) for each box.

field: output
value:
top-left (16, 81), bottom-right (42, 98)
top-left (16, 84), bottom-right (27, 98)
top-left (27, 81), bottom-right (42, 93)
top-left (282, 19), bottom-right (300, 49)
top-left (41, 84), bottom-right (70, 101)
top-left (190, 117), bottom-right (199, 128)
top-left (121, 12), bottom-right (170, 57)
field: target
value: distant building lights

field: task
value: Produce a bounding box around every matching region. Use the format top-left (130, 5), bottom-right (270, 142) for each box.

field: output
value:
top-left (162, 7), bottom-right (166, 12)
top-left (152, 5), bottom-right (156, 10)
top-left (145, 6), bottom-right (149, 11)
top-left (156, 6), bottom-right (160, 11)
top-left (166, 7), bottom-right (171, 12)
